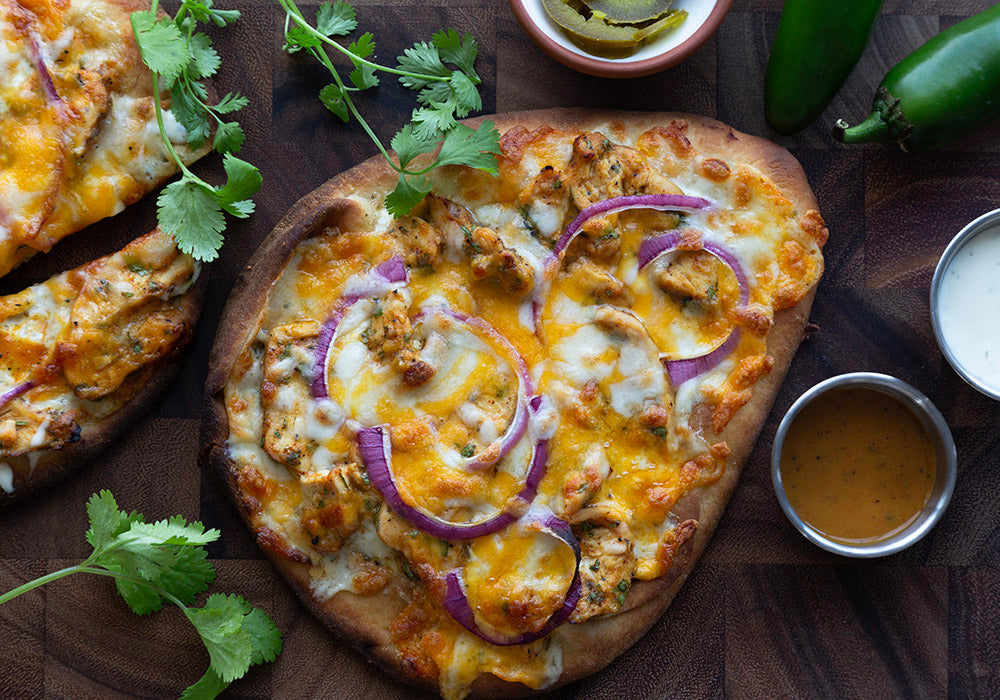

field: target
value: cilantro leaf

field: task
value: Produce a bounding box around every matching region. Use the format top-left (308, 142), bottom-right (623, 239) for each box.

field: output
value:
top-left (319, 83), bottom-right (349, 122)
top-left (187, 77), bottom-right (211, 102)
top-left (170, 82), bottom-right (212, 150)
top-left (110, 544), bottom-right (182, 585)
top-left (411, 104), bottom-right (457, 140)
top-left (448, 72), bottom-right (481, 116)
top-left (221, 199), bottom-right (255, 218)
top-left (157, 181), bottom-right (225, 262)
top-left (86, 491), bottom-right (145, 550)
top-left (396, 42), bottom-right (450, 91)
top-left (214, 153), bottom-right (262, 216)
top-left (348, 31), bottom-right (375, 58)
top-left (390, 124), bottom-right (438, 169)
top-left (185, 594), bottom-right (254, 683)
top-left (433, 29), bottom-right (479, 78)
top-left (348, 34), bottom-right (378, 90)
top-left (212, 92), bottom-right (249, 114)
top-left (434, 121), bottom-right (501, 172)
top-left (188, 32), bottom-right (221, 79)
top-left (179, 668), bottom-right (229, 700)
top-left (316, 0), bottom-right (357, 37)
top-left (126, 515), bottom-right (218, 548)
top-left (349, 63), bottom-right (378, 90)
top-left (386, 174), bottom-right (433, 218)
top-left (151, 546), bottom-right (216, 607)
top-left (178, 606), bottom-right (280, 700)
top-left (283, 24), bottom-right (319, 52)
top-left (85, 490), bottom-right (122, 550)
top-left (243, 608), bottom-right (283, 665)
top-left (112, 570), bottom-right (165, 615)
top-left (415, 80), bottom-right (453, 108)
top-left (213, 120), bottom-right (245, 154)
top-left (131, 12), bottom-right (188, 81)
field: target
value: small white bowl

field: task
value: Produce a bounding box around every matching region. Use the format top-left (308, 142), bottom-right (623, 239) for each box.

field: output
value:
top-left (930, 208), bottom-right (1000, 401)
top-left (509, 0), bottom-right (732, 78)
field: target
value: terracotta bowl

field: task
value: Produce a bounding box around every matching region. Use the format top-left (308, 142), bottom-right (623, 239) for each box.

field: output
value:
top-left (508, 0), bottom-right (732, 78)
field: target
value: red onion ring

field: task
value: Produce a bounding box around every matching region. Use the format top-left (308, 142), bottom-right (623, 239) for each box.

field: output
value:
top-left (664, 329), bottom-right (743, 386)
top-left (28, 33), bottom-right (61, 105)
top-left (311, 257), bottom-right (408, 399)
top-left (638, 232), bottom-right (751, 386)
top-left (416, 305), bottom-right (533, 471)
top-left (374, 256), bottom-right (407, 284)
top-left (315, 296), bottom-right (533, 476)
top-left (359, 414), bottom-right (549, 541)
top-left (531, 194), bottom-right (714, 329)
top-left (638, 234), bottom-right (750, 303)
top-left (551, 194), bottom-right (713, 265)
top-left (311, 309), bottom-right (344, 399)
top-left (441, 506), bottom-right (582, 646)
top-left (0, 381), bottom-right (34, 409)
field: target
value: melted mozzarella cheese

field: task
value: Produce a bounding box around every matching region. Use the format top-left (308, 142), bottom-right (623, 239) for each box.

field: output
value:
top-left (547, 308), bottom-right (666, 419)
top-left (310, 519), bottom-right (398, 600)
top-left (609, 349), bottom-right (665, 418)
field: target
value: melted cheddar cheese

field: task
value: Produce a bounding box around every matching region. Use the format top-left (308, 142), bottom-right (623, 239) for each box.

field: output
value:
top-left (223, 119), bottom-right (826, 698)
top-left (0, 229), bottom-right (200, 494)
top-left (0, 0), bottom-right (208, 278)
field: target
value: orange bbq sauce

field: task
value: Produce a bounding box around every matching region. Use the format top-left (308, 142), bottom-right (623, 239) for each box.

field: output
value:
top-left (779, 388), bottom-right (937, 544)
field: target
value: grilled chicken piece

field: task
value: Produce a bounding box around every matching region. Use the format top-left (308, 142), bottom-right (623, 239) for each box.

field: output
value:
top-left (261, 320), bottom-right (321, 468)
top-left (566, 132), bottom-right (682, 210)
top-left (466, 225), bottom-right (535, 296)
top-left (298, 462), bottom-right (371, 554)
top-left (569, 504), bottom-right (638, 622)
top-left (653, 250), bottom-right (721, 309)
top-left (58, 229), bottom-right (199, 400)
top-left (565, 257), bottom-right (632, 305)
top-left (425, 194), bottom-right (536, 296)
top-left (363, 290), bottom-right (436, 387)
top-left (391, 216), bottom-right (445, 268)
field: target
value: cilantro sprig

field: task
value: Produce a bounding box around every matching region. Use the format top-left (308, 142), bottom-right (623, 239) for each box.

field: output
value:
top-left (279, 0), bottom-right (500, 216)
top-left (0, 491), bottom-right (281, 699)
top-left (130, 0), bottom-right (261, 262)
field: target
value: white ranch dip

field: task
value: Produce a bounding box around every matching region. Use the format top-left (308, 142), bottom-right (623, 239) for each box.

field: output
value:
top-left (937, 225), bottom-right (1000, 392)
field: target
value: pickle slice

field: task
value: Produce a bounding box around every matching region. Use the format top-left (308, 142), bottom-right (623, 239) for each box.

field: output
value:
top-left (541, 0), bottom-right (687, 53)
top-left (580, 0), bottom-right (675, 24)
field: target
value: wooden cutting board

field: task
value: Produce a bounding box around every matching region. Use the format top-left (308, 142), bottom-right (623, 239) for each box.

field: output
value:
top-left (2, 0), bottom-right (999, 697)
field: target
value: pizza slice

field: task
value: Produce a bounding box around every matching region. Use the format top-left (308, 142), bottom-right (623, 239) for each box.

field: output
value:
top-left (0, 0), bottom-right (211, 278)
top-left (0, 227), bottom-right (204, 502)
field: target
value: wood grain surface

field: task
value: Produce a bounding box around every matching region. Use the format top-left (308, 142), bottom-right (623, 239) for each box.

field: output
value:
top-left (3, 0), bottom-right (1000, 698)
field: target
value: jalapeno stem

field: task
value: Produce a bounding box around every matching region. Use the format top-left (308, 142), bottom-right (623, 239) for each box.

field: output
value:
top-left (833, 113), bottom-right (890, 145)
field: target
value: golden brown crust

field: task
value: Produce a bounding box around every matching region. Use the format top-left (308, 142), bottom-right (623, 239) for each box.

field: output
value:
top-left (0, 270), bottom-right (206, 506)
top-left (202, 109), bottom-right (823, 697)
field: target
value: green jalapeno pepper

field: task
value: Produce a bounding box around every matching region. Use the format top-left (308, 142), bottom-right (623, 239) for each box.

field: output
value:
top-left (834, 4), bottom-right (1000, 152)
top-left (764, 0), bottom-right (885, 135)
